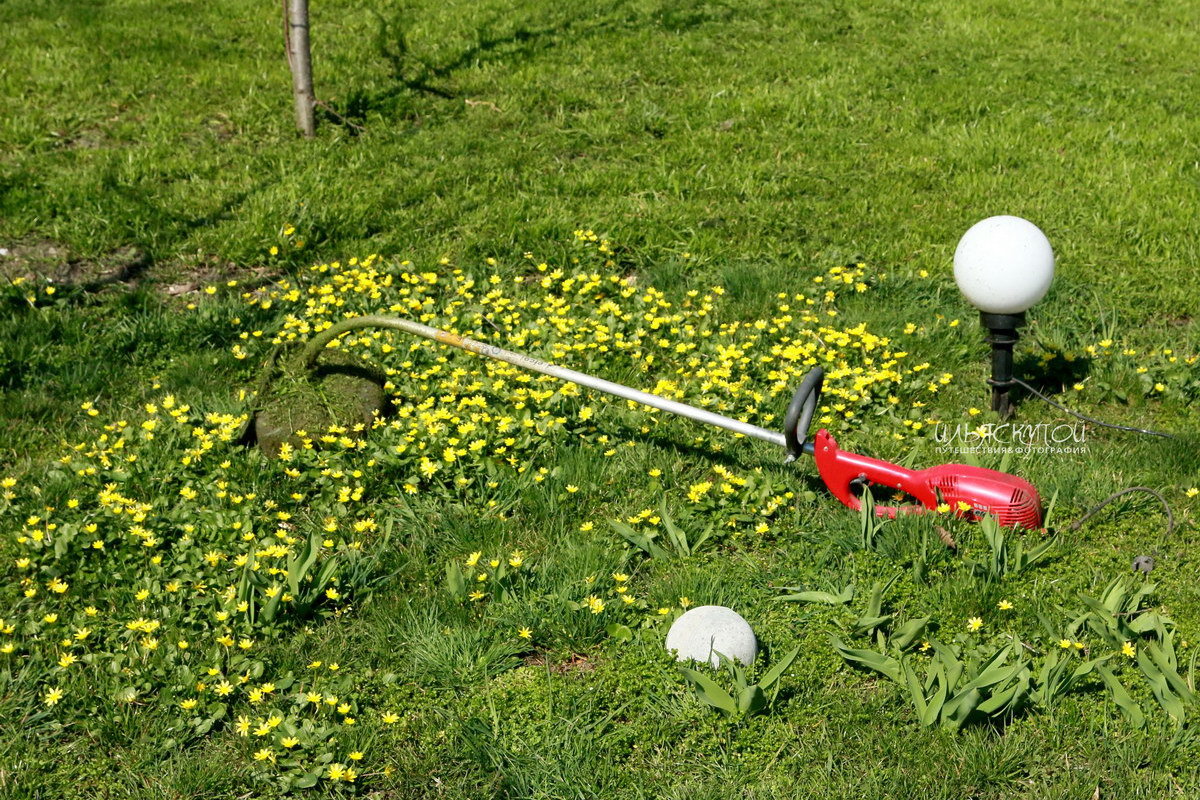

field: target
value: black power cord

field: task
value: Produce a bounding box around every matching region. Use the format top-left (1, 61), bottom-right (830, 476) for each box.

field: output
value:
top-left (1005, 382), bottom-right (1182, 572)
top-left (1011, 377), bottom-right (1178, 439)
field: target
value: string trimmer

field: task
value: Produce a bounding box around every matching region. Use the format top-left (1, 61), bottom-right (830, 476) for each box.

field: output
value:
top-left (247, 315), bottom-right (1043, 528)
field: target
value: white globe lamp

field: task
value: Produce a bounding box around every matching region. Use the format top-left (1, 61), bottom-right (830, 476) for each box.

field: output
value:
top-left (953, 216), bottom-right (1055, 416)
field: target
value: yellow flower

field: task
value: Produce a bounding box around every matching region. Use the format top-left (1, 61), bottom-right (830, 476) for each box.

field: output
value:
top-left (1122, 641), bottom-right (1136, 658)
top-left (235, 716), bottom-right (250, 736)
top-left (579, 521), bottom-right (594, 532)
top-left (381, 711), bottom-right (399, 724)
top-left (518, 627), bottom-right (532, 639)
top-left (465, 551), bottom-right (482, 567)
top-left (57, 653), bottom-right (77, 668)
top-left (997, 600), bottom-right (1013, 611)
top-left (1059, 639), bottom-right (1072, 649)
top-left (348, 751), bottom-right (364, 761)
top-left (45, 687), bottom-right (64, 706)
top-left (253, 748), bottom-right (275, 762)
top-left (180, 699), bottom-right (198, 710)
top-left (966, 617), bottom-right (983, 632)
top-left (281, 737), bottom-right (300, 749)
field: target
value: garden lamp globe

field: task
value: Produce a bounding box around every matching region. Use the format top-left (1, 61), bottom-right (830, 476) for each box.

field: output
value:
top-left (953, 216), bottom-right (1055, 417)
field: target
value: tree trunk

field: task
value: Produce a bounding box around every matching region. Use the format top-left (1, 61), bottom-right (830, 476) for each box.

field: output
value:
top-left (284, 0), bottom-right (315, 137)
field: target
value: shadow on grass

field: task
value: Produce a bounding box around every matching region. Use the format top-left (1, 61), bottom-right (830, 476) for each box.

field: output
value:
top-left (324, 0), bottom-right (738, 131)
top-left (1010, 350), bottom-right (1093, 414)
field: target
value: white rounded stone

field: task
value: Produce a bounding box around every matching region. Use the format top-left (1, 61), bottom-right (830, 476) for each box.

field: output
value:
top-left (666, 605), bottom-right (757, 668)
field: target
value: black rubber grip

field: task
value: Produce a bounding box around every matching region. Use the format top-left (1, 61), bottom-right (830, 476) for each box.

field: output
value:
top-left (783, 366), bottom-right (824, 461)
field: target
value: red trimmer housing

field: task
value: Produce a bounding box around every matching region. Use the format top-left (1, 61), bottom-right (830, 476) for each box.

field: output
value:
top-left (811, 429), bottom-right (1043, 529)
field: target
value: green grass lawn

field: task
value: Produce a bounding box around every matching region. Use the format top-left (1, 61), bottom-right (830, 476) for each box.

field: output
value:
top-left (2, 0), bottom-right (1199, 797)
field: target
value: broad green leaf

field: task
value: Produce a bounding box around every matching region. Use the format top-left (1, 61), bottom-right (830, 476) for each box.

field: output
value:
top-left (889, 617), bottom-right (930, 650)
top-left (445, 560), bottom-right (465, 597)
top-left (678, 666), bottom-right (738, 715)
top-left (854, 614), bottom-right (893, 632)
top-left (921, 669), bottom-right (948, 727)
top-left (775, 586), bottom-right (854, 605)
top-left (1146, 642), bottom-right (1192, 701)
top-left (757, 646), bottom-right (801, 692)
top-left (830, 636), bottom-right (901, 683)
top-left (900, 658), bottom-right (929, 724)
top-left (288, 532), bottom-right (321, 598)
top-left (605, 623), bottom-right (633, 642)
top-left (942, 687), bottom-right (982, 730)
top-left (737, 685), bottom-right (766, 716)
top-left (1095, 664), bottom-right (1145, 727)
top-left (1138, 649), bottom-right (1187, 724)
top-left (293, 773), bottom-right (320, 789)
top-left (610, 520), bottom-right (670, 560)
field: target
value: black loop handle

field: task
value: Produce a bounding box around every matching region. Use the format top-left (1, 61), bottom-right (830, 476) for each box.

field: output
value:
top-left (783, 366), bottom-right (824, 462)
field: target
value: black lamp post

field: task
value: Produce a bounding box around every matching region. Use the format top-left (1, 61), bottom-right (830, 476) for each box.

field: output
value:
top-left (980, 311), bottom-right (1024, 418)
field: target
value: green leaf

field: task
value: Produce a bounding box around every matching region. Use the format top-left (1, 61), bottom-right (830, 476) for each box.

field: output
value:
top-left (1095, 664), bottom-right (1146, 727)
top-left (288, 531), bottom-right (321, 598)
top-left (774, 586), bottom-right (854, 605)
top-left (605, 622), bottom-right (633, 642)
top-left (921, 665), bottom-right (949, 727)
top-left (1137, 648), bottom-right (1187, 724)
top-left (610, 520), bottom-right (670, 560)
top-left (1146, 642), bottom-right (1193, 701)
top-left (890, 617), bottom-right (930, 651)
top-left (659, 503), bottom-right (690, 556)
top-left (942, 687), bottom-right (982, 730)
top-left (445, 560), bottom-right (465, 598)
top-left (900, 658), bottom-right (931, 725)
top-left (678, 666), bottom-right (738, 715)
top-left (757, 646), bottom-right (801, 692)
top-left (831, 636), bottom-right (902, 683)
top-left (293, 773), bottom-right (320, 789)
top-left (737, 685), bottom-right (766, 716)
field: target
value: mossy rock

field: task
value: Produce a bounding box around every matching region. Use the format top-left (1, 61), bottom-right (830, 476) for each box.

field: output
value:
top-left (248, 346), bottom-right (389, 457)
